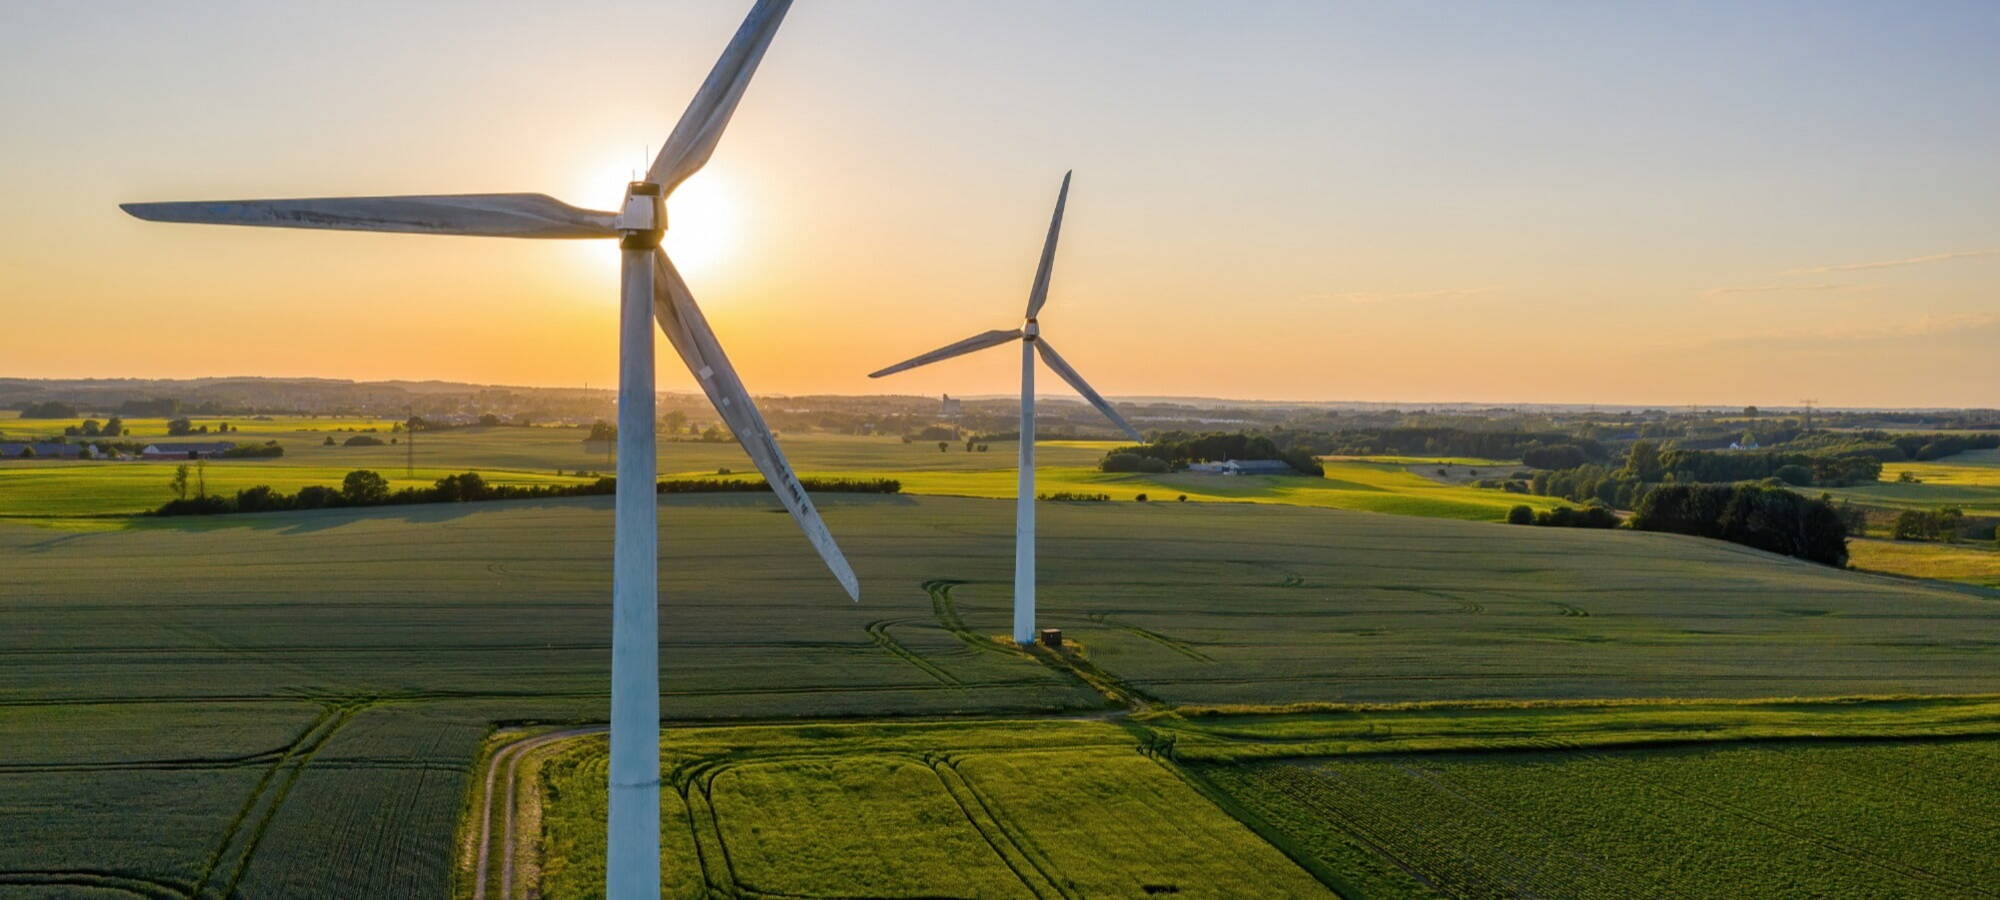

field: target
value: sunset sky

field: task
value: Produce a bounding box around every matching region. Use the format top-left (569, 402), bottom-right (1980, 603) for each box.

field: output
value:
top-left (3, 1), bottom-right (1996, 407)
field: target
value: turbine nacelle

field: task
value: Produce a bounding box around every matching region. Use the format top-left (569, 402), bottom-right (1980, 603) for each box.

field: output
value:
top-left (617, 182), bottom-right (666, 249)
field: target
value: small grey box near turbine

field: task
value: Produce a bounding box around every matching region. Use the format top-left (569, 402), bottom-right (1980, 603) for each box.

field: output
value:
top-left (868, 173), bottom-right (1143, 645)
top-left (120, 2), bottom-right (850, 896)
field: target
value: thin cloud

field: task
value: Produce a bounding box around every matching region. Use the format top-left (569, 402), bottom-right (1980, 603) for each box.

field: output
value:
top-left (1312, 286), bottom-right (1501, 306)
top-left (1699, 282), bottom-right (1877, 298)
top-left (1783, 248), bottom-right (2000, 275)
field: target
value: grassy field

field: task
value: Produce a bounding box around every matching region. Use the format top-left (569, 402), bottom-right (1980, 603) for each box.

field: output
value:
top-left (534, 720), bottom-right (1328, 898)
top-left (0, 429), bottom-right (1568, 521)
top-left (1201, 738), bottom-right (2000, 897)
top-left (1821, 454), bottom-right (2000, 516)
top-left (1849, 536), bottom-right (2000, 589)
top-left (5, 494), bottom-right (1999, 894)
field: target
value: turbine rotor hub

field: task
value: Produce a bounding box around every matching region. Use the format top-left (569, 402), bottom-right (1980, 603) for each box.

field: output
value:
top-left (617, 181), bottom-right (666, 249)
top-left (1023, 319), bottom-right (1040, 339)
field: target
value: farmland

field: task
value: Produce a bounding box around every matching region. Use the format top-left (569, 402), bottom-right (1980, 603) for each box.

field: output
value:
top-left (5, 492), bottom-right (2000, 894)
top-left (1200, 738), bottom-right (2000, 897)
top-left (532, 720), bottom-right (1328, 898)
top-left (1, 424), bottom-right (1568, 522)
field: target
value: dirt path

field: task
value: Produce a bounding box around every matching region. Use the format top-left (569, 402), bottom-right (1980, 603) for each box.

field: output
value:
top-left (471, 725), bottom-right (604, 900)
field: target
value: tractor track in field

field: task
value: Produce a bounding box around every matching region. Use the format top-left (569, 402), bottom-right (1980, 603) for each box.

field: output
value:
top-left (865, 617), bottom-right (962, 685)
top-left (187, 701), bottom-right (359, 899)
top-left (0, 869), bottom-right (190, 899)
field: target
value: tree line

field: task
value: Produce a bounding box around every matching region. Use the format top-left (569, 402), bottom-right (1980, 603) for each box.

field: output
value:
top-left (154, 470), bottom-right (901, 516)
top-left (1100, 432), bottom-right (1323, 476)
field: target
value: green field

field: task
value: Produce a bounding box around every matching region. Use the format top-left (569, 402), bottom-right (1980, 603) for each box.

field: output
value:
top-left (1820, 455), bottom-right (2000, 516)
top-left (534, 720), bottom-right (1328, 898)
top-left (1201, 738), bottom-right (2000, 897)
top-left (1849, 537), bottom-right (2000, 589)
top-left (0, 429), bottom-right (1568, 522)
top-left (5, 493), bottom-right (2000, 894)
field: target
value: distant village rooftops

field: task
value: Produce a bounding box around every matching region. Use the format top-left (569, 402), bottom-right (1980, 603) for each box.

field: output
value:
top-left (140, 442), bottom-right (236, 459)
top-left (0, 441), bottom-right (86, 459)
top-left (1186, 459), bottom-right (1295, 476)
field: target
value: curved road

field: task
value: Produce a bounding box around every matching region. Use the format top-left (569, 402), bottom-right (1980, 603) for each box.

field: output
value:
top-left (471, 726), bottom-right (604, 900)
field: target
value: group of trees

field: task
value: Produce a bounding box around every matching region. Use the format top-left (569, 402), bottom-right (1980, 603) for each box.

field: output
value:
top-left (156, 470), bottom-right (903, 516)
top-left (1892, 507), bottom-right (1967, 543)
top-left (1630, 484), bottom-right (1849, 567)
top-left (1317, 427), bottom-right (1608, 463)
top-left (1526, 439), bottom-right (1892, 509)
top-left (165, 418), bottom-right (235, 436)
top-left (1101, 432), bottom-right (1322, 476)
top-left (18, 401), bottom-right (79, 418)
top-left (61, 417), bottom-right (124, 437)
top-left (1507, 504), bottom-right (1619, 529)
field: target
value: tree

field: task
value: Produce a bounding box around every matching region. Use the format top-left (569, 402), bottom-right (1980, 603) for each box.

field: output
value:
top-left (17, 446), bottom-right (34, 459)
top-left (170, 464), bottom-right (191, 501)
top-left (167, 417), bottom-right (194, 436)
top-left (1773, 464), bottom-right (1813, 486)
top-left (323, 435), bottom-right (336, 446)
top-left (662, 410), bottom-right (687, 434)
top-left (937, 441), bottom-right (949, 452)
top-left (194, 459), bottom-right (207, 500)
top-left (1522, 444), bottom-right (1590, 470)
top-left (102, 417), bottom-right (123, 437)
top-left (341, 470), bottom-right (391, 504)
top-left (1134, 493), bottom-right (1148, 502)
top-left (1507, 504), bottom-right (1535, 525)
top-left (19, 400), bottom-right (78, 419)
top-left (1743, 406), bottom-right (1760, 417)
top-left (1621, 440), bottom-right (1663, 482)
top-left (80, 419), bottom-right (101, 437)
top-left (478, 414), bottom-right (502, 427)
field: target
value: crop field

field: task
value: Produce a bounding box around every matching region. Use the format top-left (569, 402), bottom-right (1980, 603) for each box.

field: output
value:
top-left (1199, 738), bottom-right (2000, 897)
top-left (1848, 537), bottom-right (2000, 589)
top-left (1820, 456), bottom-right (2000, 516)
top-left (5, 492), bottom-right (2000, 894)
top-left (0, 423), bottom-right (1577, 525)
top-left (532, 720), bottom-right (1328, 899)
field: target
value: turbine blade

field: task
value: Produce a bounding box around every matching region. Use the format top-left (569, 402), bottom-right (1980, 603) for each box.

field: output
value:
top-left (119, 194), bottom-right (619, 238)
top-left (1023, 171), bottom-right (1072, 319)
top-left (867, 329), bottom-right (1024, 379)
top-left (1034, 338), bottom-right (1142, 441)
top-left (647, 0), bottom-right (793, 192)
top-left (650, 249), bottom-right (859, 600)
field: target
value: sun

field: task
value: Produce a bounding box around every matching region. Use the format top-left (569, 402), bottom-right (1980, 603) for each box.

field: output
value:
top-left (568, 161), bottom-right (742, 281)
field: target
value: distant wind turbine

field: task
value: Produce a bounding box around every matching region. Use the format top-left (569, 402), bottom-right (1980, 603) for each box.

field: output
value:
top-left (869, 173), bottom-right (1142, 645)
top-left (120, 2), bottom-right (849, 896)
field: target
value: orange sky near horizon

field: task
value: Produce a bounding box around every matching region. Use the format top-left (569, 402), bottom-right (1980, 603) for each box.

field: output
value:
top-left (2, 1), bottom-right (1997, 408)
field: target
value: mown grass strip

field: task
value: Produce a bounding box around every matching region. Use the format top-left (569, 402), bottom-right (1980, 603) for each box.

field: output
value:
top-left (1138, 694), bottom-right (2000, 762)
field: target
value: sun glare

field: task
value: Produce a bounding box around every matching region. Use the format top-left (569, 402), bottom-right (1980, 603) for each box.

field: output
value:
top-left (568, 162), bottom-right (741, 283)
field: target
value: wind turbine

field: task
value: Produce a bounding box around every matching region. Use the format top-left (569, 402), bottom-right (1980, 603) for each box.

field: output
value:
top-left (120, 2), bottom-right (850, 896)
top-left (869, 173), bottom-right (1141, 645)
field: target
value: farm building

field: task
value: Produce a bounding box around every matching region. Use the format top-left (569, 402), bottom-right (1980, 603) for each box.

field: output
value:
top-left (140, 442), bottom-right (236, 460)
top-left (1186, 459), bottom-right (1295, 476)
top-left (0, 441), bottom-right (85, 459)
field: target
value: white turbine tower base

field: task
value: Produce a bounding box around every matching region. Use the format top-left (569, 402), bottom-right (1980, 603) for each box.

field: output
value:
top-left (869, 173), bottom-right (1142, 646)
top-left (119, 3), bottom-right (857, 896)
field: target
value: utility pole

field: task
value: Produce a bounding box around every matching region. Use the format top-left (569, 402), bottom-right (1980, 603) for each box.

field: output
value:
top-left (406, 405), bottom-right (415, 478)
top-left (1799, 399), bottom-right (1817, 433)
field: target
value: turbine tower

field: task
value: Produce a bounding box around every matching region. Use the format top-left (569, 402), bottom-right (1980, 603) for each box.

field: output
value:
top-left (869, 173), bottom-right (1141, 644)
top-left (118, 3), bottom-right (850, 896)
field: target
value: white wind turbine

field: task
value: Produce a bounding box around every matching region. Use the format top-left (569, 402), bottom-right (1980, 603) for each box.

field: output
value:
top-left (120, 2), bottom-right (849, 896)
top-left (869, 173), bottom-right (1142, 645)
